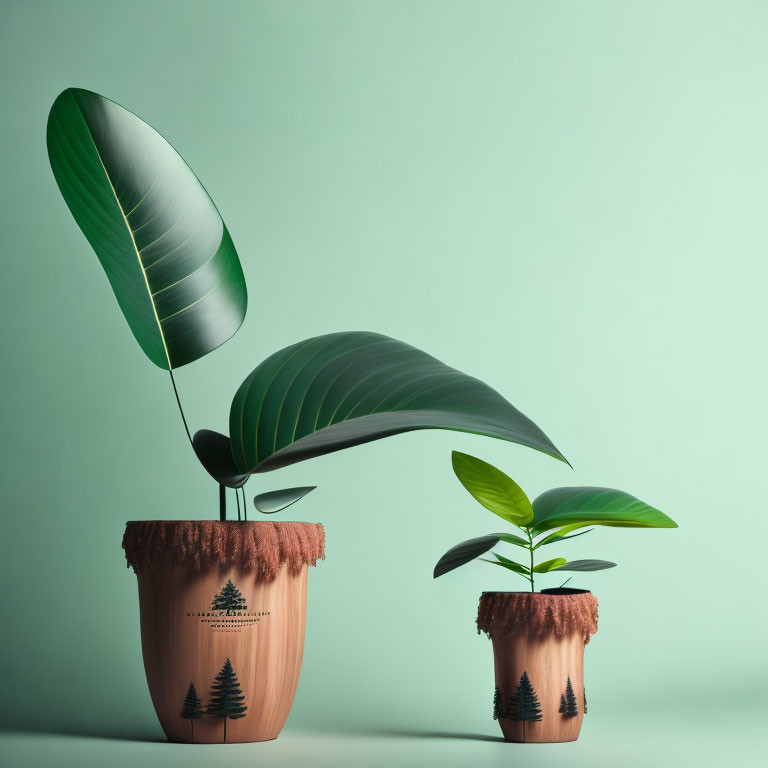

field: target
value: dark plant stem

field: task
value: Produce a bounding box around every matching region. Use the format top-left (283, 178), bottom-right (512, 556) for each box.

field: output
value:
top-left (559, 576), bottom-right (573, 589)
top-left (241, 487), bottom-right (248, 521)
top-left (219, 484), bottom-right (226, 522)
top-left (168, 369), bottom-right (192, 444)
top-left (236, 488), bottom-right (241, 521)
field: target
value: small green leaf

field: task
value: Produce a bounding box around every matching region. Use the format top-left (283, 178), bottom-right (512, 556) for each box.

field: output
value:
top-left (479, 559), bottom-right (531, 581)
top-left (553, 559), bottom-right (617, 572)
top-left (253, 486), bottom-right (316, 514)
top-left (493, 532), bottom-right (530, 549)
top-left (532, 557), bottom-right (567, 573)
top-left (534, 525), bottom-right (594, 548)
top-left (531, 487), bottom-right (677, 535)
top-left (491, 552), bottom-right (531, 574)
top-left (452, 452), bottom-right (534, 526)
top-left (434, 535), bottom-right (499, 578)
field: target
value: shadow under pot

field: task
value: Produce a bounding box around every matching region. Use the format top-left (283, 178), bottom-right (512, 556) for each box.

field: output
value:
top-left (122, 520), bottom-right (325, 744)
top-left (478, 589), bottom-right (599, 743)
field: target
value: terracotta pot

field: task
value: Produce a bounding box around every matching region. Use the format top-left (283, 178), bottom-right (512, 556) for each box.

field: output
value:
top-left (123, 520), bottom-right (325, 744)
top-left (477, 588), bottom-right (599, 743)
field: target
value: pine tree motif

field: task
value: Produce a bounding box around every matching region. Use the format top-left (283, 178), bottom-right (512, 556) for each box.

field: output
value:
top-left (207, 658), bottom-right (247, 743)
top-left (559, 694), bottom-right (566, 714)
top-left (583, 687), bottom-right (588, 715)
top-left (210, 579), bottom-right (247, 614)
top-left (562, 677), bottom-right (578, 718)
top-left (507, 671), bottom-right (542, 742)
top-left (492, 686), bottom-right (504, 720)
top-left (180, 682), bottom-right (204, 740)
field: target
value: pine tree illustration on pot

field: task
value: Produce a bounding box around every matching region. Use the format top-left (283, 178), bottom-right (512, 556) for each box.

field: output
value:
top-left (434, 452), bottom-right (678, 743)
top-left (207, 658), bottom-right (248, 743)
top-left (180, 683), bottom-right (204, 740)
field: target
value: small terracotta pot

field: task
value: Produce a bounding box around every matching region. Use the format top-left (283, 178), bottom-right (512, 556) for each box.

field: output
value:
top-left (123, 520), bottom-right (325, 744)
top-left (477, 589), bottom-right (598, 743)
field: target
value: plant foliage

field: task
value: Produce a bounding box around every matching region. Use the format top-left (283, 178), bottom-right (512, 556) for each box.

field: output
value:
top-left (47, 87), bottom-right (566, 519)
top-left (434, 452), bottom-right (677, 590)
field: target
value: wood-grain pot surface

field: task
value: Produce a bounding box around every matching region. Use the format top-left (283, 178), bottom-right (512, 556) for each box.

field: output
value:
top-left (493, 632), bottom-right (586, 743)
top-left (136, 563), bottom-right (308, 743)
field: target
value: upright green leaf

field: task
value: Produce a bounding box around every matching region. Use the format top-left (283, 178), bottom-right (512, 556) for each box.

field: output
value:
top-left (47, 88), bottom-right (247, 369)
top-left (229, 332), bottom-right (566, 473)
top-left (530, 487), bottom-right (677, 535)
top-left (451, 451), bottom-right (534, 526)
top-left (532, 557), bottom-right (567, 573)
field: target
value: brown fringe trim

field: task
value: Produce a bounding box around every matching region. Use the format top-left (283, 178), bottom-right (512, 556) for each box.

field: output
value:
top-left (477, 592), bottom-right (598, 644)
top-left (123, 521), bottom-right (325, 582)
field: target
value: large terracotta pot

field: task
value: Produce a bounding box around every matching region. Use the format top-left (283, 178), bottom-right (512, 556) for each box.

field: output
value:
top-left (477, 588), bottom-right (598, 743)
top-left (123, 520), bottom-right (325, 744)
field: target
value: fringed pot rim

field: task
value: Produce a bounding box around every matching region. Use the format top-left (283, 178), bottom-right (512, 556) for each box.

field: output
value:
top-left (477, 589), bottom-right (599, 644)
top-left (123, 520), bottom-right (325, 583)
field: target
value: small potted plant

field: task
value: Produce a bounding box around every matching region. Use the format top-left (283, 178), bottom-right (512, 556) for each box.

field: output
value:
top-left (434, 451), bottom-right (677, 743)
top-left (47, 88), bottom-right (568, 743)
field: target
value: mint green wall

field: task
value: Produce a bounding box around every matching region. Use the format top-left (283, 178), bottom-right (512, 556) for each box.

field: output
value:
top-left (1, 0), bottom-right (765, 753)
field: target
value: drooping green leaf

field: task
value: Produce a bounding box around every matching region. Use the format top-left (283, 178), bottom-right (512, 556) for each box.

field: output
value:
top-left (192, 430), bottom-right (249, 488)
top-left (493, 532), bottom-right (531, 549)
top-left (530, 487), bottom-right (677, 535)
top-left (553, 559), bottom-right (617, 572)
top-left (229, 332), bottom-right (567, 474)
top-left (47, 88), bottom-right (247, 369)
top-left (253, 486), bottom-right (316, 514)
top-left (433, 535), bottom-right (500, 578)
top-left (451, 451), bottom-right (534, 526)
top-left (532, 557), bottom-right (567, 573)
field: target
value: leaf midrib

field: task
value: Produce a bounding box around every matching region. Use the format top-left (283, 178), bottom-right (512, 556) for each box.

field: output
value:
top-left (83, 113), bottom-right (172, 371)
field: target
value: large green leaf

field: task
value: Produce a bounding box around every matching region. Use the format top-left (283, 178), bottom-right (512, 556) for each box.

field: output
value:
top-left (451, 451), bottom-right (534, 526)
top-left (433, 535), bottom-right (500, 578)
top-left (530, 487), bottom-right (677, 535)
top-left (47, 88), bottom-right (247, 369)
top-left (228, 332), bottom-right (566, 473)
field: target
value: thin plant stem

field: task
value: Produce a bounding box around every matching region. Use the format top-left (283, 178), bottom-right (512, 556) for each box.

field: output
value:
top-left (241, 487), bottom-right (248, 521)
top-left (526, 528), bottom-right (535, 593)
top-left (236, 488), bottom-right (241, 521)
top-left (168, 369), bottom-right (192, 444)
top-left (219, 484), bottom-right (226, 522)
top-left (558, 576), bottom-right (573, 589)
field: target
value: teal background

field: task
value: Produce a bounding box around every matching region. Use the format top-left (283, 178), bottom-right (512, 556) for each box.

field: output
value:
top-left (1, 1), bottom-right (765, 766)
